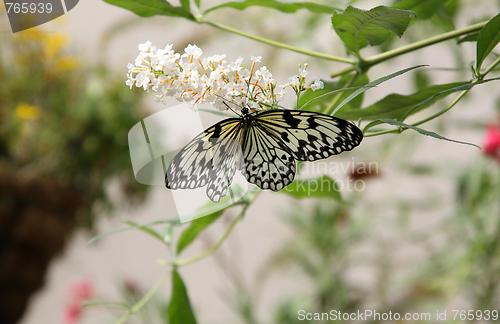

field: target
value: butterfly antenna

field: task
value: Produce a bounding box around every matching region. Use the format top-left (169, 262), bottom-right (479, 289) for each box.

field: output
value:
top-left (214, 92), bottom-right (290, 112)
top-left (212, 93), bottom-right (243, 116)
top-left (223, 101), bottom-right (242, 117)
top-left (213, 93), bottom-right (242, 108)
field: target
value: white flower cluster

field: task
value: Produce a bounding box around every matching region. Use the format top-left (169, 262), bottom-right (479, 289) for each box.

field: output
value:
top-left (126, 42), bottom-right (324, 110)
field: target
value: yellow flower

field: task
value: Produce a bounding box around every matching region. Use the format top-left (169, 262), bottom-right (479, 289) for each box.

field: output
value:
top-left (15, 103), bottom-right (41, 121)
top-left (15, 28), bottom-right (46, 41)
top-left (44, 33), bottom-right (68, 59)
top-left (55, 57), bottom-right (80, 71)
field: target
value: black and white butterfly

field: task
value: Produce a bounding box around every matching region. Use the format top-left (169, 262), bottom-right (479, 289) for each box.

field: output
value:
top-left (165, 105), bottom-right (363, 202)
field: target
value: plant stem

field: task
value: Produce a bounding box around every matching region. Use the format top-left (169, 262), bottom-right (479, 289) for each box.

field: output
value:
top-left (364, 89), bottom-right (470, 137)
top-left (330, 20), bottom-right (488, 78)
top-left (413, 89), bottom-right (470, 127)
top-left (200, 20), bottom-right (356, 64)
top-left (330, 65), bottom-right (357, 78)
top-left (115, 272), bottom-right (169, 324)
top-left (324, 72), bottom-right (358, 115)
top-left (365, 21), bottom-right (487, 66)
top-left (364, 55), bottom-right (500, 137)
top-left (173, 203), bottom-right (250, 267)
top-left (481, 56), bottom-right (500, 77)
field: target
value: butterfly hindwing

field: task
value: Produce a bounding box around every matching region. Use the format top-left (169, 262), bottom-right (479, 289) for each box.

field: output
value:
top-left (254, 110), bottom-right (363, 161)
top-left (241, 123), bottom-right (296, 191)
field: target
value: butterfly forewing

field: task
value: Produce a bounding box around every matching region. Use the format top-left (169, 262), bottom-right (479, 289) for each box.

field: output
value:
top-left (206, 128), bottom-right (244, 201)
top-left (165, 118), bottom-right (243, 201)
top-left (254, 110), bottom-right (363, 161)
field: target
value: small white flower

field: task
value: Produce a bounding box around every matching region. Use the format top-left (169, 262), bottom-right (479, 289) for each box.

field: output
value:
top-left (255, 66), bottom-right (273, 83)
top-left (206, 54), bottom-right (226, 64)
top-left (184, 44), bottom-right (203, 59)
top-left (229, 57), bottom-right (244, 72)
top-left (126, 42), bottom-right (320, 111)
top-left (274, 84), bottom-right (286, 98)
top-left (135, 71), bottom-right (153, 90)
top-left (298, 63), bottom-right (308, 78)
top-left (287, 75), bottom-right (300, 88)
top-left (125, 78), bottom-right (134, 89)
top-left (250, 56), bottom-right (262, 63)
top-left (138, 40), bottom-right (153, 52)
top-left (310, 79), bottom-right (324, 91)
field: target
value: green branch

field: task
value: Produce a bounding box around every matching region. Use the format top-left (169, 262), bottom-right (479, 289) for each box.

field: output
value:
top-left (365, 21), bottom-right (487, 66)
top-left (364, 55), bottom-right (500, 137)
top-left (364, 89), bottom-right (470, 137)
top-left (200, 20), bottom-right (356, 64)
top-left (324, 72), bottom-right (358, 115)
top-left (173, 203), bottom-right (250, 267)
top-left (480, 56), bottom-right (500, 77)
top-left (330, 20), bottom-right (488, 78)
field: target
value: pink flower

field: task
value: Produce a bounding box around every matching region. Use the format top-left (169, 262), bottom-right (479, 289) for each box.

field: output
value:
top-left (63, 302), bottom-right (82, 324)
top-left (483, 124), bottom-right (500, 162)
top-left (71, 280), bottom-right (94, 301)
top-left (62, 280), bottom-right (95, 324)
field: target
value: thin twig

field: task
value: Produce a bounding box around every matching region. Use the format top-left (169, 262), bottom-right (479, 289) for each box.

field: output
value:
top-left (173, 203), bottom-right (251, 267)
top-left (200, 20), bottom-right (356, 64)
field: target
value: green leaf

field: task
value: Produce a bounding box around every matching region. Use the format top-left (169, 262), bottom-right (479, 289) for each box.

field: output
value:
top-left (457, 32), bottom-right (479, 44)
top-left (125, 221), bottom-right (169, 246)
top-left (332, 5), bottom-right (415, 53)
top-left (130, 274), bottom-right (167, 313)
top-left (180, 0), bottom-right (190, 12)
top-left (428, 0), bottom-right (460, 31)
top-left (332, 65), bottom-right (425, 116)
top-left (393, 0), bottom-right (446, 19)
top-left (337, 81), bottom-right (472, 121)
top-left (378, 119), bottom-right (481, 149)
top-left (204, 0), bottom-right (337, 15)
top-left (413, 69), bottom-right (431, 90)
top-left (103, 0), bottom-right (194, 20)
top-left (282, 176), bottom-right (342, 201)
top-left (87, 219), bottom-right (179, 245)
top-left (168, 270), bottom-right (197, 324)
top-left (476, 13), bottom-right (500, 70)
top-left (176, 210), bottom-right (224, 254)
top-left (298, 73), bottom-right (369, 112)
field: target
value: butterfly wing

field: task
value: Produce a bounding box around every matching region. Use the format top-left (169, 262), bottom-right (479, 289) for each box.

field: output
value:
top-left (241, 122), bottom-right (296, 191)
top-left (165, 118), bottom-right (243, 202)
top-left (166, 109), bottom-right (362, 199)
top-left (254, 110), bottom-right (363, 161)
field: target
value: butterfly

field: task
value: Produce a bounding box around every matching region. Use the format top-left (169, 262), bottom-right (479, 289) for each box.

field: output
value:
top-left (165, 104), bottom-right (363, 202)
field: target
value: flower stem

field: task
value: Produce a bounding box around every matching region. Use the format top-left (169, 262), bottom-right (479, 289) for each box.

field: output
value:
top-left (330, 65), bottom-right (357, 78)
top-left (324, 72), bottom-right (358, 115)
top-left (480, 56), bottom-right (500, 77)
top-left (200, 20), bottom-right (356, 64)
top-left (173, 203), bottom-right (250, 267)
top-left (364, 54), bottom-right (499, 137)
top-left (365, 21), bottom-right (487, 67)
top-left (364, 89), bottom-right (470, 137)
top-left (330, 20), bottom-right (488, 78)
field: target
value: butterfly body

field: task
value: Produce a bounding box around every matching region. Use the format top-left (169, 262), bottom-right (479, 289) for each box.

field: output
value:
top-left (165, 108), bottom-right (363, 202)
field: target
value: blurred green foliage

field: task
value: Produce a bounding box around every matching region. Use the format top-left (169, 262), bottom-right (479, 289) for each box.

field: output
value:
top-left (0, 28), bottom-right (148, 226)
